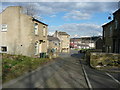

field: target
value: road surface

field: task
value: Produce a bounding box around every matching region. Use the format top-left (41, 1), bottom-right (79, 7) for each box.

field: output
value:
top-left (3, 50), bottom-right (87, 88)
top-left (2, 50), bottom-right (120, 89)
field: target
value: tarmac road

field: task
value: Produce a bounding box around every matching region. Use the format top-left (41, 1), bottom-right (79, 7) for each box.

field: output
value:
top-left (3, 50), bottom-right (88, 88)
top-left (2, 50), bottom-right (120, 89)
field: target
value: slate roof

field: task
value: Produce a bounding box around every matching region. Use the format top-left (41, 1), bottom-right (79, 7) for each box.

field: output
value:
top-left (47, 36), bottom-right (60, 41)
top-left (32, 18), bottom-right (48, 26)
top-left (58, 32), bottom-right (70, 36)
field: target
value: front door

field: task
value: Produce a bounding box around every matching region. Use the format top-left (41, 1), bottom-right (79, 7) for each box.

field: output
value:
top-left (113, 39), bottom-right (117, 53)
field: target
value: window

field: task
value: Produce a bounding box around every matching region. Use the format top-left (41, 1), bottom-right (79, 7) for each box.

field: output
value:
top-left (109, 26), bottom-right (112, 37)
top-left (35, 42), bottom-right (39, 55)
top-left (1, 24), bottom-right (7, 32)
top-left (43, 25), bottom-right (46, 36)
top-left (115, 20), bottom-right (118, 29)
top-left (54, 43), bottom-right (58, 46)
top-left (34, 23), bottom-right (38, 35)
top-left (0, 46), bottom-right (7, 53)
top-left (103, 30), bottom-right (105, 37)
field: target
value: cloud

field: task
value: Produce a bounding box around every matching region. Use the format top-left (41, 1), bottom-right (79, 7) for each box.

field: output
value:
top-left (48, 23), bottom-right (102, 37)
top-left (1, 2), bottom-right (118, 17)
top-left (64, 10), bottom-right (91, 20)
top-left (74, 34), bottom-right (80, 38)
top-left (48, 31), bottom-right (54, 35)
top-left (50, 15), bottom-right (56, 17)
top-left (1, 2), bottom-right (117, 37)
top-left (0, 0), bottom-right (119, 2)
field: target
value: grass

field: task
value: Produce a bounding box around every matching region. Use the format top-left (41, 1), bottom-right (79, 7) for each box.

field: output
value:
top-left (2, 53), bottom-right (53, 83)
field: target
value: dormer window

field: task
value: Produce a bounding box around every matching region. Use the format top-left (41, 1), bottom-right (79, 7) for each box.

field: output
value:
top-left (34, 23), bottom-right (38, 35)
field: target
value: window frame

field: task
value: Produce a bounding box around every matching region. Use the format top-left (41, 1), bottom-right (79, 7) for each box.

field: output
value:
top-left (43, 25), bottom-right (46, 37)
top-left (109, 26), bottom-right (112, 37)
top-left (115, 20), bottom-right (118, 30)
top-left (1, 24), bottom-right (7, 32)
top-left (35, 42), bottom-right (39, 55)
top-left (34, 23), bottom-right (38, 35)
top-left (0, 46), bottom-right (8, 53)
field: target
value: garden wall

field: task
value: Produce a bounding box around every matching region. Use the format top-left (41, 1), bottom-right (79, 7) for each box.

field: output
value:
top-left (89, 53), bottom-right (120, 68)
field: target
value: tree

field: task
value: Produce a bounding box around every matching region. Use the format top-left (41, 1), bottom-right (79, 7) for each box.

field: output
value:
top-left (22, 3), bottom-right (42, 20)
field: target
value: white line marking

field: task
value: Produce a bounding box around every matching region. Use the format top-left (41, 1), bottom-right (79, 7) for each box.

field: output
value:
top-left (82, 65), bottom-right (93, 89)
top-left (106, 72), bottom-right (120, 85)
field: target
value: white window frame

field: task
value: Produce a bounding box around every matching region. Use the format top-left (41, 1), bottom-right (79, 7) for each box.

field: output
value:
top-left (34, 23), bottom-right (38, 35)
top-left (0, 46), bottom-right (8, 53)
top-left (1, 24), bottom-right (7, 32)
top-left (35, 42), bottom-right (39, 55)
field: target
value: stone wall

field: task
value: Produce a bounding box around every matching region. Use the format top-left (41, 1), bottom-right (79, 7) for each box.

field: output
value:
top-left (89, 52), bottom-right (120, 68)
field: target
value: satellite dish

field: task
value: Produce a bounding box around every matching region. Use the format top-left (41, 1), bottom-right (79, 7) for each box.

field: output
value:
top-left (108, 13), bottom-right (112, 20)
top-left (108, 16), bottom-right (111, 20)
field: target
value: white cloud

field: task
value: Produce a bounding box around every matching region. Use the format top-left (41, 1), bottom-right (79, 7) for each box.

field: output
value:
top-left (0, 0), bottom-right (119, 2)
top-left (64, 10), bottom-right (91, 20)
top-left (73, 34), bottom-right (80, 38)
top-left (50, 15), bottom-right (56, 17)
top-left (1, 2), bottom-right (118, 18)
top-left (48, 23), bottom-right (102, 37)
top-left (48, 32), bottom-right (54, 35)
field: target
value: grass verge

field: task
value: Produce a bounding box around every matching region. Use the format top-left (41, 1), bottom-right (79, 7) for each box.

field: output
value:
top-left (2, 53), bottom-right (53, 83)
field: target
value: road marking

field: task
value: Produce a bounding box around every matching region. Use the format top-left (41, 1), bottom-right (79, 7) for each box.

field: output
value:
top-left (82, 65), bottom-right (93, 89)
top-left (106, 72), bottom-right (120, 85)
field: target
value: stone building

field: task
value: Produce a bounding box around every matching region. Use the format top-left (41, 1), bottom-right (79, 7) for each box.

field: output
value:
top-left (102, 9), bottom-right (120, 53)
top-left (53, 31), bottom-right (70, 53)
top-left (0, 6), bottom-right (48, 57)
top-left (47, 36), bottom-right (60, 57)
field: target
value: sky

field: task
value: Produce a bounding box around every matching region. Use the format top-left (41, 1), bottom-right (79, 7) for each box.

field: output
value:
top-left (0, 1), bottom-right (119, 38)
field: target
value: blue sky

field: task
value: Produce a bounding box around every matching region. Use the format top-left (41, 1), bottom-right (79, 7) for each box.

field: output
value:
top-left (0, 2), bottom-right (118, 37)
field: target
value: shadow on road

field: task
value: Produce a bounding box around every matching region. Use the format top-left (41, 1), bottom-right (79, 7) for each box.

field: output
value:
top-left (71, 53), bottom-right (85, 59)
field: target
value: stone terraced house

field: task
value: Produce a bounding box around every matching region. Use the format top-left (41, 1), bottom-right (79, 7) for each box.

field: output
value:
top-left (0, 6), bottom-right (48, 57)
top-left (102, 9), bottom-right (120, 53)
top-left (53, 31), bottom-right (70, 53)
